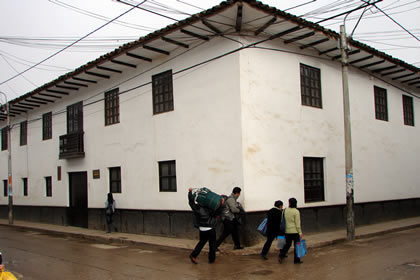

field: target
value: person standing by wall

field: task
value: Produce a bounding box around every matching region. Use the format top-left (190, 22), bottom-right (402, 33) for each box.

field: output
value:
top-left (188, 188), bottom-right (224, 264)
top-left (279, 197), bottom-right (303, 264)
top-left (216, 187), bottom-right (244, 250)
top-left (105, 192), bottom-right (116, 233)
top-left (261, 200), bottom-right (284, 260)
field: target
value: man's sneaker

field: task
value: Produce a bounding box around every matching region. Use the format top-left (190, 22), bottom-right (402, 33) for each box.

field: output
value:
top-left (189, 255), bottom-right (198, 264)
top-left (233, 246), bottom-right (244, 250)
top-left (261, 255), bottom-right (268, 260)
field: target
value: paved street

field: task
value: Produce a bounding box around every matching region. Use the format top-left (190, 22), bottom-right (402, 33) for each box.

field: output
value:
top-left (1, 225), bottom-right (420, 280)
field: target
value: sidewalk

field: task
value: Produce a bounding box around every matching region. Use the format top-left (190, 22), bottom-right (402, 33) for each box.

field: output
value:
top-left (1, 216), bottom-right (420, 256)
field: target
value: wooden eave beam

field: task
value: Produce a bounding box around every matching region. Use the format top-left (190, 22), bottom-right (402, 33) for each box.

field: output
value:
top-left (201, 19), bottom-right (222, 35)
top-left (359, 60), bottom-right (385, 69)
top-left (332, 49), bottom-right (360, 60)
top-left (161, 37), bottom-right (189, 48)
top-left (97, 65), bottom-right (122, 74)
top-left (392, 73), bottom-right (415, 80)
top-left (372, 65), bottom-right (398, 73)
top-left (9, 108), bottom-right (26, 114)
top-left (19, 102), bottom-right (40, 108)
top-left (401, 77), bottom-right (420, 83)
top-left (255, 17), bottom-right (277, 35)
top-left (46, 89), bottom-right (69, 95)
top-left (111, 59), bottom-right (137, 68)
top-left (30, 96), bottom-right (55, 103)
top-left (181, 29), bottom-right (209, 41)
top-left (319, 47), bottom-right (338, 56)
top-left (381, 69), bottom-right (405, 77)
top-left (56, 84), bottom-right (79, 90)
top-left (64, 81), bottom-right (88, 87)
top-left (235, 4), bottom-right (243, 32)
top-left (300, 38), bottom-right (329, 50)
top-left (85, 71), bottom-right (110, 79)
top-left (126, 52), bottom-right (152, 62)
top-left (284, 31), bottom-right (315, 44)
top-left (143, 45), bottom-right (170, 55)
top-left (24, 99), bottom-right (47, 105)
top-left (73, 77), bottom-right (97, 84)
top-left (349, 55), bottom-right (374, 64)
top-left (270, 26), bottom-right (302, 40)
top-left (12, 104), bottom-right (34, 110)
top-left (408, 80), bottom-right (420, 85)
top-left (39, 93), bottom-right (62, 99)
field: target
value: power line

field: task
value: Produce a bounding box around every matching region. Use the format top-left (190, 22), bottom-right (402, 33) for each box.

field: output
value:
top-left (0, 0), bottom-right (148, 86)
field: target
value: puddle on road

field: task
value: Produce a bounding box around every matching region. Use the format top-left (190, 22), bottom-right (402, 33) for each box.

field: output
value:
top-left (90, 244), bottom-right (127, 250)
top-left (250, 270), bottom-right (274, 276)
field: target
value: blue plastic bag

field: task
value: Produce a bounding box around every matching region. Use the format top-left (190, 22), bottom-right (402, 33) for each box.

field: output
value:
top-left (257, 217), bottom-right (268, 236)
top-left (296, 239), bottom-right (307, 258)
top-left (277, 235), bottom-right (286, 249)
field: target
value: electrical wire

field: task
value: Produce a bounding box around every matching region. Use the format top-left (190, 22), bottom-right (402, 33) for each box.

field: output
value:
top-left (0, 0), bottom-right (148, 86)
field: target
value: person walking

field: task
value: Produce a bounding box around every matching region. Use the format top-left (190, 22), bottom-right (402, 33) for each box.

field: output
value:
top-left (105, 192), bottom-right (116, 233)
top-left (279, 197), bottom-right (303, 264)
top-left (261, 200), bottom-right (284, 260)
top-left (216, 187), bottom-right (244, 250)
top-left (188, 188), bottom-right (224, 264)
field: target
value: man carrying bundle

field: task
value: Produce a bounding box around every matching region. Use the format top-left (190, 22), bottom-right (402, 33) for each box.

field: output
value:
top-left (188, 188), bottom-right (225, 264)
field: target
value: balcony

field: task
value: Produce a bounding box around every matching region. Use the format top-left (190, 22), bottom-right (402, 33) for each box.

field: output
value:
top-left (59, 131), bottom-right (85, 159)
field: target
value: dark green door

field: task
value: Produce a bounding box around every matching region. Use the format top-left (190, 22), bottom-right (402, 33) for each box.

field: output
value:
top-left (68, 172), bottom-right (88, 228)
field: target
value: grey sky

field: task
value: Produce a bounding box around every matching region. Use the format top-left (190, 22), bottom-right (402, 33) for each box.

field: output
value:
top-left (0, 0), bottom-right (419, 102)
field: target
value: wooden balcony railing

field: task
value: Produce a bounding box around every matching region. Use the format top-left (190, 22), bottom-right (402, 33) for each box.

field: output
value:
top-left (59, 131), bottom-right (85, 159)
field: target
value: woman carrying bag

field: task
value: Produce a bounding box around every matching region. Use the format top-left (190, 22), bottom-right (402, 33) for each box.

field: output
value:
top-left (279, 197), bottom-right (303, 264)
top-left (260, 200), bottom-right (284, 260)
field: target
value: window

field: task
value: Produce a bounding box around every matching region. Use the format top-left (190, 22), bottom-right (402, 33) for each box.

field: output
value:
top-left (403, 95), bottom-right (414, 126)
top-left (109, 167), bottom-right (121, 193)
top-left (105, 88), bottom-right (120, 126)
top-left (20, 121), bottom-right (28, 146)
top-left (1, 126), bottom-right (7, 151)
top-left (159, 160), bottom-right (177, 192)
top-left (42, 112), bottom-right (52, 140)
top-left (22, 178), bottom-right (28, 196)
top-left (303, 157), bottom-right (325, 203)
top-left (67, 102), bottom-right (83, 133)
top-left (374, 86), bottom-right (388, 121)
top-left (45, 176), bottom-right (52, 197)
top-left (300, 64), bottom-right (322, 108)
top-left (152, 70), bottom-right (174, 114)
top-left (3, 180), bottom-right (7, 197)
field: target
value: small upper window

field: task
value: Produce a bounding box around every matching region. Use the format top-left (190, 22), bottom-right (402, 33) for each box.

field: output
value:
top-left (105, 88), bottom-right (120, 126)
top-left (20, 121), bottom-right (28, 146)
top-left (159, 160), bottom-right (177, 192)
top-left (45, 176), bottom-right (52, 197)
top-left (300, 64), bottom-right (322, 108)
top-left (43, 112), bottom-right (52, 140)
top-left (402, 95), bottom-right (414, 126)
top-left (374, 86), bottom-right (388, 121)
top-left (1, 126), bottom-right (7, 151)
top-left (152, 70), bottom-right (174, 114)
top-left (303, 157), bottom-right (325, 203)
top-left (109, 167), bottom-right (122, 193)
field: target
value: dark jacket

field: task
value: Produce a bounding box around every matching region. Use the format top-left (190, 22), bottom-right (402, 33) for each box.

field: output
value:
top-left (188, 191), bottom-right (222, 228)
top-left (266, 207), bottom-right (283, 236)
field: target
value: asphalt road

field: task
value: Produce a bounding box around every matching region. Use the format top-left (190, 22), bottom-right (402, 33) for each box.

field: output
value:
top-left (1, 225), bottom-right (420, 280)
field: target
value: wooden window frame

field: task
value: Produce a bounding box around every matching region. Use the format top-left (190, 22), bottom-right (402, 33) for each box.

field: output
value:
top-left (402, 95), bottom-right (414, 126)
top-left (23, 177), bottom-right (28, 196)
top-left (109, 167), bottom-right (121, 193)
top-left (45, 176), bottom-right (52, 197)
top-left (300, 63), bottom-right (322, 108)
top-left (159, 160), bottom-right (177, 192)
top-left (105, 88), bottom-right (120, 126)
top-left (303, 157), bottom-right (325, 203)
top-left (67, 102), bottom-right (83, 134)
top-left (20, 121), bottom-right (28, 146)
top-left (152, 70), bottom-right (174, 114)
top-left (374, 86), bottom-right (388, 121)
top-left (3, 180), bottom-right (7, 197)
top-left (42, 112), bottom-right (52, 140)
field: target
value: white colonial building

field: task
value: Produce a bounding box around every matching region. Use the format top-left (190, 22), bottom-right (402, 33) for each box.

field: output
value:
top-left (1, 0), bottom-right (419, 242)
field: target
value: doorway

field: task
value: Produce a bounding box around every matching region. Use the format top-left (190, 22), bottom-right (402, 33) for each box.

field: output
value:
top-left (68, 172), bottom-right (88, 228)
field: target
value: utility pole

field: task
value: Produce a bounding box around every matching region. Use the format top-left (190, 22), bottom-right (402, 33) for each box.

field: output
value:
top-left (340, 25), bottom-right (355, 240)
top-left (0, 92), bottom-right (12, 225)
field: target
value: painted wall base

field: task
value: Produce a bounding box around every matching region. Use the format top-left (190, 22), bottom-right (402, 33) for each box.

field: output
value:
top-left (1, 198), bottom-right (419, 245)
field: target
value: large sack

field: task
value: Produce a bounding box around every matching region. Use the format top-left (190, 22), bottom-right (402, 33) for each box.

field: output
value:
top-left (192, 187), bottom-right (222, 211)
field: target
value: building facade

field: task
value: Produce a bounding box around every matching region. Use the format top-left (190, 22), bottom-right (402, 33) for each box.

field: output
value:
top-left (1, 0), bottom-right (419, 244)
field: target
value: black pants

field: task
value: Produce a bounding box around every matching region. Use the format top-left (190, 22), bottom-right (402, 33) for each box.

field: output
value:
top-left (216, 219), bottom-right (241, 248)
top-left (105, 214), bottom-right (113, 233)
top-left (280, 233), bottom-right (301, 262)
top-left (261, 233), bottom-right (277, 257)
top-left (191, 228), bottom-right (216, 263)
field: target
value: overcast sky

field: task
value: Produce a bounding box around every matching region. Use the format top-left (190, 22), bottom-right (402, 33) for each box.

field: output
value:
top-left (0, 0), bottom-right (419, 102)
